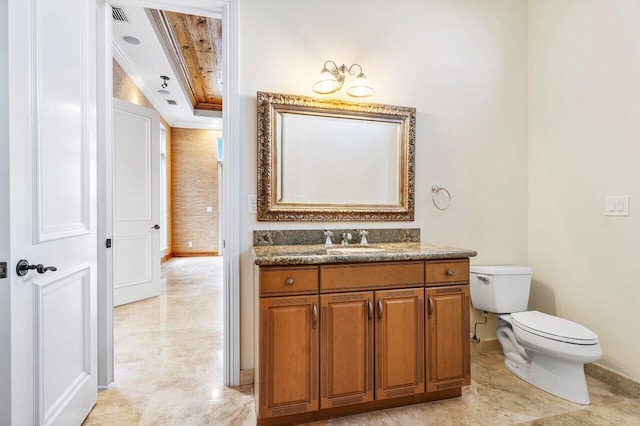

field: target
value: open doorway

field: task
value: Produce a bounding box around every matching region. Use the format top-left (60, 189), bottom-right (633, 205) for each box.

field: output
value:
top-left (95, 0), bottom-right (240, 410)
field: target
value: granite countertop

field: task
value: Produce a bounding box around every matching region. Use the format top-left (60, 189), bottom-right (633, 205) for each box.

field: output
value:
top-left (252, 242), bottom-right (477, 266)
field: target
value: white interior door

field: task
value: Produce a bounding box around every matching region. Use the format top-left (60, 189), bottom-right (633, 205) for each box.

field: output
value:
top-left (112, 98), bottom-right (161, 307)
top-left (3, 0), bottom-right (98, 424)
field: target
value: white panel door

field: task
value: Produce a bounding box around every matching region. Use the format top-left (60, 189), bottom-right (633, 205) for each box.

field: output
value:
top-left (4, 0), bottom-right (98, 424)
top-left (112, 98), bottom-right (161, 307)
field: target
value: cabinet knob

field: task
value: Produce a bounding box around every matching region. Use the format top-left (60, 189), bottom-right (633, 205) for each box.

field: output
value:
top-left (285, 278), bottom-right (294, 286)
top-left (446, 269), bottom-right (454, 276)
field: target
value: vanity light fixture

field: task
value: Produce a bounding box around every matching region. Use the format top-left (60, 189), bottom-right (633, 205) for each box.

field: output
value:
top-left (312, 60), bottom-right (375, 97)
top-left (160, 75), bottom-right (170, 89)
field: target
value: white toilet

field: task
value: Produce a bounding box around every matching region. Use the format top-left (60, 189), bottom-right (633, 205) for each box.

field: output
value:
top-left (469, 265), bottom-right (602, 405)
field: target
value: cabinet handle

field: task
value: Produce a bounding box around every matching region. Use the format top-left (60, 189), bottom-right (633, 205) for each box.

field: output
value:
top-left (377, 299), bottom-right (383, 323)
top-left (285, 278), bottom-right (294, 286)
top-left (368, 299), bottom-right (373, 323)
top-left (312, 303), bottom-right (318, 329)
top-left (428, 296), bottom-right (433, 317)
top-left (446, 269), bottom-right (454, 276)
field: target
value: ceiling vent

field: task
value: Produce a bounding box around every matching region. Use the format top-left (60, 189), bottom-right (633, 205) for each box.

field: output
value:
top-left (166, 100), bottom-right (177, 105)
top-left (112, 7), bottom-right (129, 22)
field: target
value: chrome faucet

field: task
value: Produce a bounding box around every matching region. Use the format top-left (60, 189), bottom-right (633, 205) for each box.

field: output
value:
top-left (340, 232), bottom-right (352, 246)
top-left (357, 229), bottom-right (369, 245)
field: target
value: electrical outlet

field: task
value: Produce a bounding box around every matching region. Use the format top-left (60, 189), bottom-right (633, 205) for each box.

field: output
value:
top-left (248, 195), bottom-right (257, 214)
top-left (188, 241), bottom-right (193, 247)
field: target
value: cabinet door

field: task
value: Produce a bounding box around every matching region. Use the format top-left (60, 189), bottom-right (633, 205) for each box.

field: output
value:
top-left (259, 295), bottom-right (319, 418)
top-left (375, 288), bottom-right (425, 400)
top-left (320, 292), bottom-right (374, 408)
top-left (426, 286), bottom-right (471, 392)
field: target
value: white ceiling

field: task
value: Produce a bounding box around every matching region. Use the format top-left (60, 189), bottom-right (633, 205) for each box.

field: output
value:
top-left (112, 5), bottom-right (223, 130)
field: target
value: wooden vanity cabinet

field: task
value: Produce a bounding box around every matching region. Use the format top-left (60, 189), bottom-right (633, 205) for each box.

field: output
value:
top-left (425, 260), bottom-right (471, 392)
top-left (257, 265), bottom-right (320, 419)
top-left (256, 258), bottom-right (470, 424)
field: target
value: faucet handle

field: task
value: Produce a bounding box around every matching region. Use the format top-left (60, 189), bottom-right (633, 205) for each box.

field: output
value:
top-left (323, 230), bottom-right (334, 247)
top-left (357, 229), bottom-right (369, 245)
top-left (341, 232), bottom-right (352, 246)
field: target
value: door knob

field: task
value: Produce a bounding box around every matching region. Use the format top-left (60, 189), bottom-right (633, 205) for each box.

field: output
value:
top-left (151, 224), bottom-right (160, 230)
top-left (16, 259), bottom-right (57, 277)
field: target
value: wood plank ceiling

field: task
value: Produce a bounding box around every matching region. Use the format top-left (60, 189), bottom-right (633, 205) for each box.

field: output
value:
top-left (149, 9), bottom-right (223, 114)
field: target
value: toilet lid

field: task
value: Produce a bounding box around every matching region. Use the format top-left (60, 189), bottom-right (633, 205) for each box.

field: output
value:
top-left (511, 311), bottom-right (599, 345)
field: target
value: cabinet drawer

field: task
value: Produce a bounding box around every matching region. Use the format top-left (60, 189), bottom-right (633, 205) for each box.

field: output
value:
top-left (260, 266), bottom-right (319, 296)
top-left (425, 260), bottom-right (469, 285)
top-left (320, 262), bottom-right (424, 292)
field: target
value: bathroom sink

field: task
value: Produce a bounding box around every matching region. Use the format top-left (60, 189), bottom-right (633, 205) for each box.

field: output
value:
top-left (326, 246), bottom-right (385, 254)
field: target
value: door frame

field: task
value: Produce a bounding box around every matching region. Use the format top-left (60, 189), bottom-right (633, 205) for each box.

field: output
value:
top-left (96, 0), bottom-right (240, 386)
top-left (0, 0), bottom-right (10, 416)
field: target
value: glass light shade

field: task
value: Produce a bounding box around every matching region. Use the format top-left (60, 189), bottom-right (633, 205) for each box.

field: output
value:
top-left (312, 68), bottom-right (341, 94)
top-left (346, 73), bottom-right (375, 97)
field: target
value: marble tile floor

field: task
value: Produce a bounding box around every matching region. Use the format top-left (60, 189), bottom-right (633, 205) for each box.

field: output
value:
top-left (84, 257), bottom-right (640, 425)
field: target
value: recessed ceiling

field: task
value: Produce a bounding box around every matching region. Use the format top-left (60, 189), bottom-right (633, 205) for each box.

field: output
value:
top-left (111, 5), bottom-right (222, 130)
top-left (149, 9), bottom-right (223, 114)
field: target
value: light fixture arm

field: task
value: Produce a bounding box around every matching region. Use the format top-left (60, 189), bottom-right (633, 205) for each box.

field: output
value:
top-left (312, 60), bottom-right (375, 97)
top-left (323, 60), bottom-right (339, 71)
top-left (324, 62), bottom-right (364, 79)
top-left (347, 63), bottom-right (363, 76)
top-left (322, 60), bottom-right (346, 85)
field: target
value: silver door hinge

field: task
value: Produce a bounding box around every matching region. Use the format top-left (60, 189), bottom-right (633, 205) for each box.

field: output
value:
top-left (0, 262), bottom-right (7, 279)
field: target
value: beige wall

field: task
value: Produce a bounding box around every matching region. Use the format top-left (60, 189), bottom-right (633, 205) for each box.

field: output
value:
top-left (528, 0), bottom-right (640, 382)
top-left (171, 128), bottom-right (221, 256)
top-left (113, 58), bottom-right (155, 110)
top-left (113, 58), bottom-right (173, 258)
top-left (239, 0), bottom-right (529, 369)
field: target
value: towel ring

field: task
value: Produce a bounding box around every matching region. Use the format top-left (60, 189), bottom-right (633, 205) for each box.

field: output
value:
top-left (431, 185), bottom-right (451, 210)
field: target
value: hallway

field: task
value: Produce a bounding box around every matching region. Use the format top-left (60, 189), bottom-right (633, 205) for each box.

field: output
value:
top-left (83, 257), bottom-right (254, 425)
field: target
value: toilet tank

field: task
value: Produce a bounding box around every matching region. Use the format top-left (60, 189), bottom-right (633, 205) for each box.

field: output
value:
top-left (469, 266), bottom-right (532, 313)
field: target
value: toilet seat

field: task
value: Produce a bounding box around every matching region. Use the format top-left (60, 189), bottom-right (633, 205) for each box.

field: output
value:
top-left (511, 311), bottom-right (599, 345)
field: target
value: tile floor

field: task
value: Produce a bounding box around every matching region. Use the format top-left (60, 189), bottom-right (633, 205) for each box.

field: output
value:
top-left (84, 257), bottom-right (640, 425)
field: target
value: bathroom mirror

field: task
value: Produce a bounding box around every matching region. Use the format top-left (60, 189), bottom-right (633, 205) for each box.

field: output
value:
top-left (257, 91), bottom-right (415, 221)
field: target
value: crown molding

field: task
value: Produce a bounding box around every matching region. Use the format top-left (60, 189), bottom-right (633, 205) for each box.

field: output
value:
top-left (172, 119), bottom-right (223, 130)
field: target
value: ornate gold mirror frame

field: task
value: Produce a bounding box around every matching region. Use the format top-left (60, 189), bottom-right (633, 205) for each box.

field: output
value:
top-left (257, 91), bottom-right (415, 221)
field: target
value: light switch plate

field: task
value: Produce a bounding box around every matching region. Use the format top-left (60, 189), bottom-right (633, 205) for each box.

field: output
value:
top-left (604, 195), bottom-right (629, 216)
top-left (248, 195), bottom-right (257, 214)
top-left (207, 206), bottom-right (213, 213)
